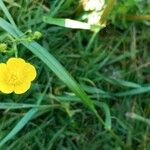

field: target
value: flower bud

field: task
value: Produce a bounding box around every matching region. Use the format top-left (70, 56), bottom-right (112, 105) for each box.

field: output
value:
top-left (33, 31), bottom-right (42, 40)
top-left (0, 43), bottom-right (7, 52)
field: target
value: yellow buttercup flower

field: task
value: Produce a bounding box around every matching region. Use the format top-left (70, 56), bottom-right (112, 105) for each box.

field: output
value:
top-left (0, 58), bottom-right (36, 94)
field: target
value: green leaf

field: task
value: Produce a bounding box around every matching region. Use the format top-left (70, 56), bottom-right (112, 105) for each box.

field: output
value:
top-left (0, 0), bottom-right (17, 30)
top-left (94, 101), bottom-right (111, 130)
top-left (43, 16), bottom-right (91, 30)
top-left (0, 103), bottom-right (58, 109)
top-left (126, 112), bottom-right (150, 125)
top-left (115, 86), bottom-right (150, 96)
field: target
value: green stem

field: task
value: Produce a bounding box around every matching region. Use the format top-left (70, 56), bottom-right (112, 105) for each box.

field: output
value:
top-left (85, 30), bottom-right (99, 53)
top-left (126, 15), bottom-right (150, 21)
top-left (13, 43), bottom-right (18, 57)
top-left (100, 0), bottom-right (116, 25)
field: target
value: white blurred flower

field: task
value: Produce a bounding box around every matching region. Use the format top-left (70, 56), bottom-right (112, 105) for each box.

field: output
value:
top-left (83, 0), bottom-right (105, 11)
top-left (88, 12), bottom-right (101, 24)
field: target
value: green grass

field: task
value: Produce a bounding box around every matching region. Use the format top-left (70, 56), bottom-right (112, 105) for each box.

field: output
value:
top-left (0, 0), bottom-right (150, 149)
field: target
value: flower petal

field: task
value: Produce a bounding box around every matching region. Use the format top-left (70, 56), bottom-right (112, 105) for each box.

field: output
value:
top-left (6, 57), bottom-right (26, 73)
top-left (14, 82), bottom-right (31, 94)
top-left (0, 63), bottom-right (7, 82)
top-left (0, 63), bottom-right (13, 94)
top-left (7, 57), bottom-right (25, 66)
top-left (24, 63), bottom-right (36, 81)
top-left (0, 82), bottom-right (14, 94)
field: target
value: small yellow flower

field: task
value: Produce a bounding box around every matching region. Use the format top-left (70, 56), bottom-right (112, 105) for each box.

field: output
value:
top-left (0, 58), bottom-right (36, 94)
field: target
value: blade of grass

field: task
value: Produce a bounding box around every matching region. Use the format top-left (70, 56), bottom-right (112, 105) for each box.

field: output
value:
top-left (94, 101), bottom-right (111, 130)
top-left (0, 0), bottom-right (17, 29)
top-left (0, 103), bottom-right (59, 109)
top-left (80, 84), bottom-right (150, 98)
top-left (95, 73), bottom-right (142, 88)
top-left (126, 112), bottom-right (150, 125)
top-left (85, 30), bottom-right (99, 52)
top-left (115, 86), bottom-right (150, 97)
top-left (43, 16), bottom-right (91, 30)
top-left (100, 0), bottom-right (116, 25)
top-left (81, 84), bottom-right (113, 98)
top-left (49, 0), bottom-right (65, 17)
top-left (126, 15), bottom-right (150, 21)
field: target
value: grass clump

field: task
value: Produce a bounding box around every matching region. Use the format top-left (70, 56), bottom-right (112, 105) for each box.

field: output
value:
top-left (0, 0), bottom-right (150, 149)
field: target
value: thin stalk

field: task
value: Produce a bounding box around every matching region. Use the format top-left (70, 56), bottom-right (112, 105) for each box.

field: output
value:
top-left (14, 45), bottom-right (18, 57)
top-left (126, 15), bottom-right (150, 21)
top-left (85, 30), bottom-right (99, 53)
top-left (100, 0), bottom-right (116, 25)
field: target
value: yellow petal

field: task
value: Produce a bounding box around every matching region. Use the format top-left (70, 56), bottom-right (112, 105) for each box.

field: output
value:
top-left (6, 57), bottom-right (26, 73)
top-left (0, 63), bottom-right (13, 94)
top-left (0, 63), bottom-right (7, 82)
top-left (7, 57), bottom-right (25, 66)
top-left (23, 63), bottom-right (36, 81)
top-left (14, 82), bottom-right (31, 94)
top-left (0, 82), bottom-right (14, 94)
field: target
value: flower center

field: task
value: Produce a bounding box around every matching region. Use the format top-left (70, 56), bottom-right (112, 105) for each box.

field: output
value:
top-left (7, 73), bottom-right (22, 85)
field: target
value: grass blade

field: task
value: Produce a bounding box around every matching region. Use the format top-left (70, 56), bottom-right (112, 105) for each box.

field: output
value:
top-left (49, 0), bottom-right (65, 17)
top-left (0, 103), bottom-right (39, 109)
top-left (94, 101), bottom-right (111, 130)
top-left (0, 103), bottom-right (58, 110)
top-left (0, 0), bottom-right (17, 30)
top-left (115, 86), bottom-right (150, 97)
top-left (43, 17), bottom-right (91, 30)
top-left (126, 112), bottom-right (150, 125)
